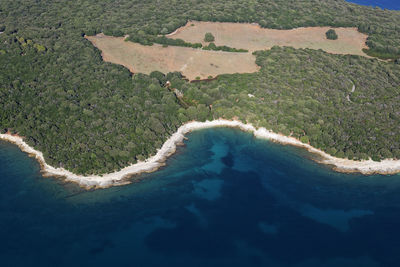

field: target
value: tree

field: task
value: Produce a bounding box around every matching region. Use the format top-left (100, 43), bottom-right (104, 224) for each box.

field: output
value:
top-left (326, 29), bottom-right (338, 40)
top-left (204, 32), bottom-right (215, 42)
top-left (300, 135), bottom-right (309, 144)
top-left (160, 27), bottom-right (169, 35)
top-left (149, 71), bottom-right (166, 85)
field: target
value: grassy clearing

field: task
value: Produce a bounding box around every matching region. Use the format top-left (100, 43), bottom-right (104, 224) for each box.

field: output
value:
top-left (169, 21), bottom-right (369, 56)
top-left (86, 34), bottom-right (259, 80)
top-left (87, 23), bottom-right (370, 80)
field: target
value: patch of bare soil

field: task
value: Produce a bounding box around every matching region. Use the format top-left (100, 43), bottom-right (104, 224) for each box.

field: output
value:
top-left (86, 34), bottom-right (259, 80)
top-left (169, 21), bottom-right (369, 56)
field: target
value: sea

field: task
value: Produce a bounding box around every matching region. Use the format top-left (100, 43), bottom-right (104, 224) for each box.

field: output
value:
top-left (347, 0), bottom-right (400, 9)
top-left (2, 2), bottom-right (400, 266)
top-left (1, 127), bottom-right (400, 267)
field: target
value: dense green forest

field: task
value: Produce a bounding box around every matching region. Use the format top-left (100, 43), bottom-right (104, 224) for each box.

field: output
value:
top-left (0, 0), bottom-right (399, 174)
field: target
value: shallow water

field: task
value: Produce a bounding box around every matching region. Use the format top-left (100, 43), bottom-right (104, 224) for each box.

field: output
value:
top-left (1, 128), bottom-right (400, 266)
top-left (347, 0), bottom-right (400, 10)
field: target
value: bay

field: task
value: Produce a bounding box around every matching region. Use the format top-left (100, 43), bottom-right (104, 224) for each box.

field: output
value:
top-left (1, 128), bottom-right (400, 266)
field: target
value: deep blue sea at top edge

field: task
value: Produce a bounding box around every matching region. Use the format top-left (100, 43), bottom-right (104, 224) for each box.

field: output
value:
top-left (347, 0), bottom-right (400, 10)
top-left (1, 127), bottom-right (400, 267)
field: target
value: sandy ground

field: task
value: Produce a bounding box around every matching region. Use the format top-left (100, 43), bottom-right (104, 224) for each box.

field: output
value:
top-left (86, 34), bottom-right (259, 80)
top-left (2, 119), bottom-right (400, 189)
top-left (169, 21), bottom-right (369, 56)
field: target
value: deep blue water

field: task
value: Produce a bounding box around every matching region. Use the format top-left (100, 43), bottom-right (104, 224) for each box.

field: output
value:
top-left (1, 128), bottom-right (400, 266)
top-left (347, 0), bottom-right (400, 10)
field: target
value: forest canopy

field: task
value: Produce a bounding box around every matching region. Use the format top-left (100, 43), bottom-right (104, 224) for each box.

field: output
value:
top-left (0, 0), bottom-right (399, 174)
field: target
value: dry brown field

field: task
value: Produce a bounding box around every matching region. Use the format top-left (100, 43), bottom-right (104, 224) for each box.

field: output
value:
top-left (87, 23), bottom-right (369, 80)
top-left (86, 34), bottom-right (259, 81)
top-left (170, 21), bottom-right (369, 56)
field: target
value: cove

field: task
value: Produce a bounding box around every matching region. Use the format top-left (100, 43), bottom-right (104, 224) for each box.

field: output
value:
top-left (1, 127), bottom-right (400, 266)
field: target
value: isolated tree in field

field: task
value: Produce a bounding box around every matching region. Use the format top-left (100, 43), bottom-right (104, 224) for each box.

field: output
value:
top-left (204, 32), bottom-right (215, 42)
top-left (326, 29), bottom-right (338, 40)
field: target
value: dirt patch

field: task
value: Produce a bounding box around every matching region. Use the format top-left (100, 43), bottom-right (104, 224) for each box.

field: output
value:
top-left (87, 23), bottom-right (369, 80)
top-left (86, 34), bottom-right (259, 80)
top-left (169, 21), bottom-right (369, 56)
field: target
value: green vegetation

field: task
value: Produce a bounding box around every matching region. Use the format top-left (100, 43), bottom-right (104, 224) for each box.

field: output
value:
top-left (0, 0), bottom-right (400, 174)
top-left (326, 29), bottom-right (338, 40)
top-left (203, 43), bottom-right (248, 52)
top-left (204, 32), bottom-right (215, 42)
top-left (127, 35), bottom-right (203, 49)
top-left (126, 34), bottom-right (246, 52)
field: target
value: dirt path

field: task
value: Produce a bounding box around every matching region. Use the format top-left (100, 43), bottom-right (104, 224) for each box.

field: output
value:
top-left (346, 82), bottom-right (356, 102)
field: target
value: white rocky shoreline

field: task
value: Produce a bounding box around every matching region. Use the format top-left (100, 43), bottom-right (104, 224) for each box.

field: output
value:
top-left (1, 119), bottom-right (400, 189)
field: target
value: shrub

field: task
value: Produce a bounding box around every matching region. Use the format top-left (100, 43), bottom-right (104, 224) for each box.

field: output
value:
top-left (204, 32), bottom-right (215, 42)
top-left (300, 135), bottom-right (309, 144)
top-left (326, 29), bottom-right (338, 40)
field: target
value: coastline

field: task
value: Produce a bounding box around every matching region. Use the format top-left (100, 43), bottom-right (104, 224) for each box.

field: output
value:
top-left (1, 119), bottom-right (400, 188)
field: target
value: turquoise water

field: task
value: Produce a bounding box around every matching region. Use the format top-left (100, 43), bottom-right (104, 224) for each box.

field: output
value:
top-left (1, 127), bottom-right (400, 266)
top-left (347, 0), bottom-right (400, 9)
